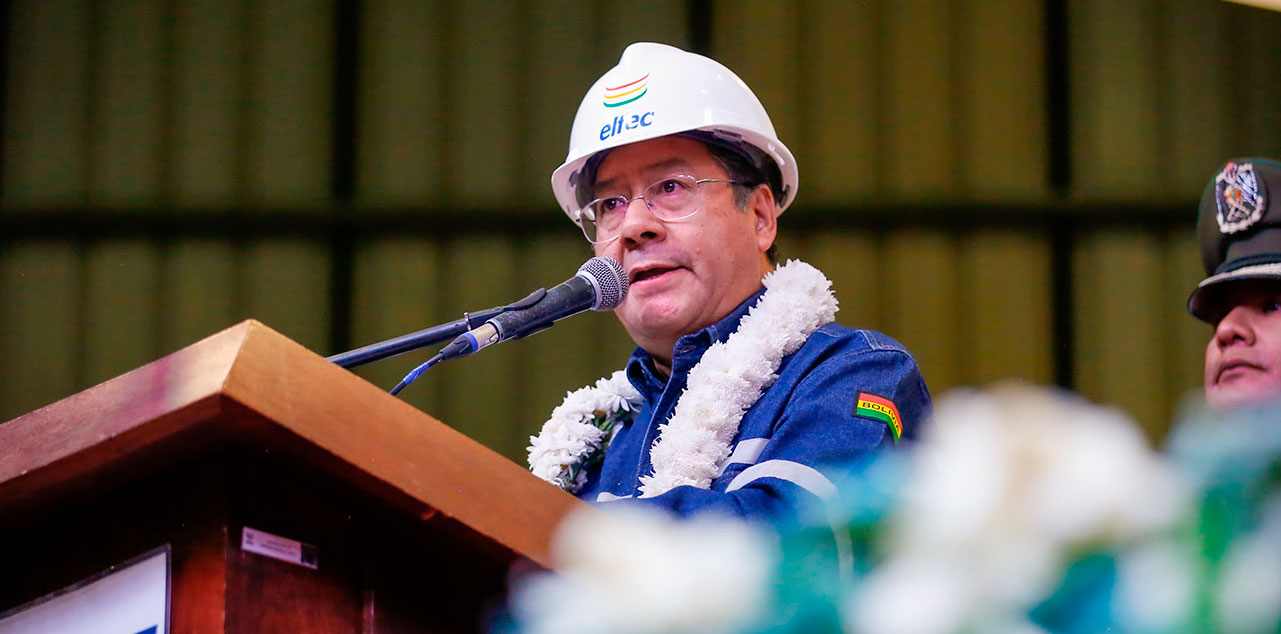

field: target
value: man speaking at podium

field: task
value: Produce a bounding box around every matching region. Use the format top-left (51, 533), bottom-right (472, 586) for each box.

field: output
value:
top-left (526, 43), bottom-right (932, 523)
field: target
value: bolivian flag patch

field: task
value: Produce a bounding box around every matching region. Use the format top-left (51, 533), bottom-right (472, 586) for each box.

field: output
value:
top-left (855, 392), bottom-right (902, 443)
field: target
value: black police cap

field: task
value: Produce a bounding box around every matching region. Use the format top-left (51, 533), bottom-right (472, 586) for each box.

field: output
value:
top-left (1188, 158), bottom-right (1281, 322)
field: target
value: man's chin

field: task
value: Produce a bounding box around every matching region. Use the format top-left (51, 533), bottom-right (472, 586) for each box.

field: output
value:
top-left (1207, 379), bottom-right (1281, 411)
top-left (622, 313), bottom-right (690, 340)
top-left (618, 303), bottom-right (699, 342)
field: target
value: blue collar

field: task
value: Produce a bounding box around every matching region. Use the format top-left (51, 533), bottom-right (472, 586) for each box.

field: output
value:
top-left (625, 286), bottom-right (767, 394)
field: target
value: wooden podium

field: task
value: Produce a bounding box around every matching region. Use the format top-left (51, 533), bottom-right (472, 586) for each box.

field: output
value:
top-left (0, 320), bottom-right (588, 633)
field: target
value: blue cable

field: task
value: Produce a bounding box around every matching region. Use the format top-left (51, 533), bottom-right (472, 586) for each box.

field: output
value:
top-left (389, 352), bottom-right (445, 396)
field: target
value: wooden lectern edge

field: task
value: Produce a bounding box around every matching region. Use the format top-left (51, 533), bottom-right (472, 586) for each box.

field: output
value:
top-left (0, 319), bottom-right (595, 571)
top-left (0, 322), bottom-right (252, 512)
top-left (215, 320), bottom-right (595, 569)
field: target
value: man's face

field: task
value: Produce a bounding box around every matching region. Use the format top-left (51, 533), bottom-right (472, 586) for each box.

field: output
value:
top-left (589, 136), bottom-right (776, 363)
top-left (1204, 279), bottom-right (1281, 409)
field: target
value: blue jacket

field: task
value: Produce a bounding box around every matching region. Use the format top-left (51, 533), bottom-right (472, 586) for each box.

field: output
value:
top-left (578, 288), bottom-right (933, 525)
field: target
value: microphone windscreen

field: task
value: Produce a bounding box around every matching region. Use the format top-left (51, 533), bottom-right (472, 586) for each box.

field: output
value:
top-left (580, 256), bottom-right (628, 311)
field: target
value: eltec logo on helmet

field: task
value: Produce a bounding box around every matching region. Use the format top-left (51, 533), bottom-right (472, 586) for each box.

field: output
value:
top-left (598, 72), bottom-right (655, 142)
top-left (603, 73), bottom-right (649, 107)
top-left (551, 43), bottom-right (799, 218)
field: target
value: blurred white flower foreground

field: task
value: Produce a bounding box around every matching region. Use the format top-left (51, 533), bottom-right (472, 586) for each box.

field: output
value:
top-left (507, 385), bottom-right (1198, 634)
top-left (510, 506), bottom-right (778, 634)
top-left (850, 386), bottom-right (1191, 634)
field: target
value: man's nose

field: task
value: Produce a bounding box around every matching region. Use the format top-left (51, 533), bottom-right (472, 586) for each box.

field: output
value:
top-left (615, 197), bottom-right (664, 245)
top-left (1214, 304), bottom-right (1257, 347)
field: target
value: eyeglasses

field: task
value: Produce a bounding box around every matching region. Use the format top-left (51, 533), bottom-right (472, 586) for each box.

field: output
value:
top-left (574, 175), bottom-right (740, 244)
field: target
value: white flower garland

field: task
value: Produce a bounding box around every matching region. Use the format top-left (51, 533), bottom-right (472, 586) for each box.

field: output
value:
top-left (527, 370), bottom-right (643, 492)
top-left (528, 259), bottom-right (838, 496)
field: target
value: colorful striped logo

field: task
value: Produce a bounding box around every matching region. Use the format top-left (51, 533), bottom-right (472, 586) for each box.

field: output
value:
top-left (855, 392), bottom-right (902, 443)
top-left (603, 73), bottom-right (649, 108)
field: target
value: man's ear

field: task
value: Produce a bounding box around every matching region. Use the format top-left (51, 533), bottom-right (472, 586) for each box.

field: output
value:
top-left (749, 185), bottom-right (778, 254)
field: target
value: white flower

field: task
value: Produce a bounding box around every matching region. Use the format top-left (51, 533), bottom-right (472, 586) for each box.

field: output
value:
top-left (640, 260), bottom-right (836, 497)
top-left (531, 417), bottom-right (603, 454)
top-left (854, 384), bottom-right (1190, 632)
top-left (850, 552), bottom-right (976, 634)
top-left (550, 386), bottom-right (601, 422)
top-left (530, 260), bottom-right (837, 496)
top-left (528, 415), bottom-right (609, 491)
top-left (511, 506), bottom-right (777, 634)
top-left (534, 467), bottom-right (578, 492)
top-left (530, 372), bottom-right (644, 491)
top-left (594, 370), bottom-right (641, 413)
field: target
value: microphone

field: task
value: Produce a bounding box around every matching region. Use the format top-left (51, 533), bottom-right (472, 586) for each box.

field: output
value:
top-left (442, 256), bottom-right (628, 360)
top-left (386, 256), bottom-right (628, 396)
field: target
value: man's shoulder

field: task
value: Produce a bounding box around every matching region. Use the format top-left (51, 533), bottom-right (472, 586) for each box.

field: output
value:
top-left (807, 323), bottom-right (913, 358)
top-left (783, 324), bottom-right (925, 386)
top-left (772, 322), bottom-right (932, 442)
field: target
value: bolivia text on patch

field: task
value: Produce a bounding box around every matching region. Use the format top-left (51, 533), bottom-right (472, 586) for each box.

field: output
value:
top-left (855, 392), bottom-right (902, 443)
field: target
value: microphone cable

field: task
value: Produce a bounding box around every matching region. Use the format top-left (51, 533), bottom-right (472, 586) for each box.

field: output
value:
top-left (387, 332), bottom-right (475, 395)
top-left (389, 351), bottom-right (445, 396)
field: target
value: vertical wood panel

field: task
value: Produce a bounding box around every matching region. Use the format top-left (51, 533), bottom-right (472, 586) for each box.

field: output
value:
top-left (0, 243), bottom-right (80, 421)
top-left (2, 0), bottom-right (91, 205)
top-left (959, 230), bottom-right (1053, 385)
top-left (522, 236), bottom-right (607, 440)
top-left (1163, 229), bottom-right (1211, 418)
top-left (172, 0), bottom-right (244, 205)
top-left (90, 0), bottom-right (165, 205)
top-left (160, 240), bottom-right (239, 353)
top-left (83, 240), bottom-right (161, 384)
top-left (1069, 0), bottom-right (1162, 197)
top-left (597, 1), bottom-right (689, 62)
top-left (244, 0), bottom-right (332, 205)
top-left (884, 0), bottom-right (956, 198)
top-left (357, 0), bottom-right (444, 205)
top-left (243, 240), bottom-right (331, 352)
top-left (1072, 230), bottom-right (1167, 435)
top-left (800, 1), bottom-right (879, 204)
top-left (884, 229), bottom-right (960, 392)
top-left (433, 238), bottom-right (522, 458)
top-left (773, 233), bottom-right (805, 269)
top-left (957, 0), bottom-right (1047, 200)
top-left (527, 1), bottom-right (600, 205)
top-left (450, 1), bottom-right (521, 206)
top-left (803, 233), bottom-right (884, 333)
top-left (532, 298), bottom-right (639, 426)
top-left (1161, 0), bottom-right (1229, 198)
top-left (348, 238), bottom-right (443, 418)
top-left (709, 1), bottom-right (803, 153)
top-left (1232, 4), bottom-right (1281, 158)
top-left (588, 310), bottom-right (638, 381)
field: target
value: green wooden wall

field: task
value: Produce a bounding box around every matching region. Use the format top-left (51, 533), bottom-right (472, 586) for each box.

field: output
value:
top-left (3, 0), bottom-right (1280, 458)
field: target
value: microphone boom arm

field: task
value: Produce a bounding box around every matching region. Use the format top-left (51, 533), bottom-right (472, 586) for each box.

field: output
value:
top-left (326, 305), bottom-right (507, 369)
top-left (341, 256), bottom-right (626, 398)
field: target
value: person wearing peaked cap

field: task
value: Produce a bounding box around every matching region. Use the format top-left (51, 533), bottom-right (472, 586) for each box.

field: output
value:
top-left (1189, 158), bottom-right (1281, 410)
top-left (526, 42), bottom-right (932, 524)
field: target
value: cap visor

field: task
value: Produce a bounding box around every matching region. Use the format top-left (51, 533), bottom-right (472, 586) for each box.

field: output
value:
top-left (1188, 262), bottom-right (1281, 321)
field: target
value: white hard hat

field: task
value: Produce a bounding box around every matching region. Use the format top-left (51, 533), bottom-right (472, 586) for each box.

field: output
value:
top-left (550, 42), bottom-right (798, 223)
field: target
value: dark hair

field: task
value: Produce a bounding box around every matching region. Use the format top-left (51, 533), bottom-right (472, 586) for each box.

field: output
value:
top-left (699, 139), bottom-right (779, 265)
